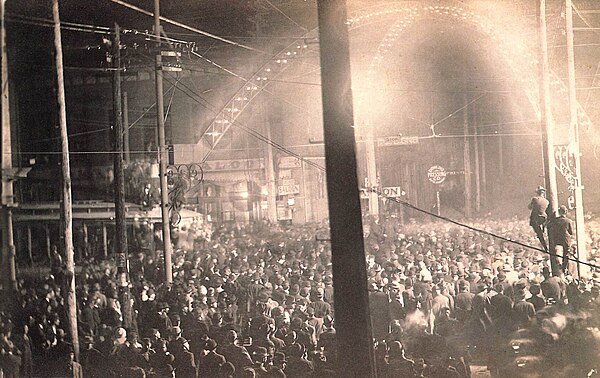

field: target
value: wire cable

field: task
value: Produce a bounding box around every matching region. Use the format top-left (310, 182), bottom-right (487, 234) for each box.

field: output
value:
top-left (6, 17), bottom-right (112, 35)
top-left (156, 70), bottom-right (326, 172)
top-left (108, 0), bottom-right (268, 54)
top-left (367, 187), bottom-right (600, 271)
top-left (263, 0), bottom-right (309, 32)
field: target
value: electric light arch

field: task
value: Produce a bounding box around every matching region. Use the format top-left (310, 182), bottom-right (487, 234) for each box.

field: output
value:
top-left (193, 1), bottom-right (600, 164)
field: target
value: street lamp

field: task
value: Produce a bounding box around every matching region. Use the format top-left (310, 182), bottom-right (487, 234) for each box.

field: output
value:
top-left (166, 163), bottom-right (204, 225)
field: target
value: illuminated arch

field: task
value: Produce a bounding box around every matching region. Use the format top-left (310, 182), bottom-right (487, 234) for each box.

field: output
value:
top-left (195, 2), bottom-right (600, 161)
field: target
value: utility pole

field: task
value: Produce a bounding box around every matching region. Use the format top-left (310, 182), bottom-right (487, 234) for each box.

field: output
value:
top-left (154, 0), bottom-right (173, 285)
top-left (52, 0), bottom-right (79, 361)
top-left (463, 94), bottom-right (472, 218)
top-left (252, 8), bottom-right (277, 223)
top-left (112, 23), bottom-right (132, 329)
top-left (537, 0), bottom-right (560, 274)
top-left (565, 0), bottom-right (587, 276)
top-left (473, 108), bottom-right (481, 213)
top-left (265, 119), bottom-right (277, 223)
top-left (365, 121), bottom-right (379, 217)
top-left (122, 91), bottom-right (130, 164)
top-left (0, 0), bottom-right (17, 295)
top-left (316, 1), bottom-right (376, 377)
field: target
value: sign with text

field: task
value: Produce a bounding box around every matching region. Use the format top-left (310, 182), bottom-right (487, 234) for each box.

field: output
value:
top-left (360, 186), bottom-right (404, 198)
top-left (381, 186), bottom-right (404, 197)
top-left (379, 136), bottom-right (419, 146)
top-left (427, 165), bottom-right (447, 184)
top-left (279, 156), bottom-right (301, 169)
top-left (203, 158), bottom-right (264, 172)
top-left (278, 184), bottom-right (300, 195)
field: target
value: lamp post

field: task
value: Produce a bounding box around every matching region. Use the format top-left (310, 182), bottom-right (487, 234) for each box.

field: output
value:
top-left (166, 163), bottom-right (204, 226)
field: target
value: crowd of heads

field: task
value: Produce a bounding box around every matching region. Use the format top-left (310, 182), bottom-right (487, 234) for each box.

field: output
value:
top-left (1, 215), bottom-right (600, 377)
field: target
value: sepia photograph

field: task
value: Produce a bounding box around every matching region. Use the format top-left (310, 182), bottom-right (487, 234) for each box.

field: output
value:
top-left (1, 0), bottom-right (600, 377)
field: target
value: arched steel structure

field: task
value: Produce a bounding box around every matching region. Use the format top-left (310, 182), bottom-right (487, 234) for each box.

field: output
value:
top-left (195, 2), bottom-right (600, 161)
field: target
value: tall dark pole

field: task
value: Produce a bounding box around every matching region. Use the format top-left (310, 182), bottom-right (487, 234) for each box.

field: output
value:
top-left (463, 94), bottom-right (472, 218)
top-left (112, 23), bottom-right (132, 329)
top-left (52, 0), bottom-right (79, 361)
top-left (122, 91), bottom-right (130, 164)
top-left (537, 0), bottom-right (560, 274)
top-left (565, 0), bottom-right (587, 276)
top-left (154, 0), bottom-right (173, 285)
top-left (316, 1), bottom-right (376, 377)
top-left (0, 0), bottom-right (16, 295)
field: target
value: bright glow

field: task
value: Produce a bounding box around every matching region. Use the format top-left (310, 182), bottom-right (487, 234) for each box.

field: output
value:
top-left (240, 191), bottom-right (249, 199)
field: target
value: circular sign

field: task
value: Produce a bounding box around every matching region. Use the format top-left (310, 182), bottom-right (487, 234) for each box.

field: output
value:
top-left (427, 165), bottom-right (447, 184)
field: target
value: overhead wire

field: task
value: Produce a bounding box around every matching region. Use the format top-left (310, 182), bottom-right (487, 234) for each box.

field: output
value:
top-left (263, 0), bottom-right (309, 32)
top-left (13, 4), bottom-right (594, 269)
top-left (366, 187), bottom-right (600, 271)
top-left (108, 0), bottom-right (268, 54)
top-left (154, 66), bottom-right (599, 270)
top-left (7, 14), bottom-right (112, 34)
top-left (6, 17), bottom-right (112, 35)
top-left (153, 67), bottom-right (326, 171)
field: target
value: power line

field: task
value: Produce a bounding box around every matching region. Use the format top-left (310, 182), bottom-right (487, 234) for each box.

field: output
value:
top-left (367, 187), bottom-right (600, 271)
top-left (108, 0), bottom-right (268, 54)
top-left (262, 0), bottom-right (309, 32)
top-left (154, 68), bottom-right (326, 171)
top-left (6, 16), bottom-right (112, 35)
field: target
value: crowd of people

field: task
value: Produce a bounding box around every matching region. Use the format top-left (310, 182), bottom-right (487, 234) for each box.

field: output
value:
top-left (1, 213), bottom-right (600, 377)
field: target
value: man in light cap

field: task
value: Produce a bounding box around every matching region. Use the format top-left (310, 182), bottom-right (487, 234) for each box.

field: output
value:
top-left (528, 186), bottom-right (549, 251)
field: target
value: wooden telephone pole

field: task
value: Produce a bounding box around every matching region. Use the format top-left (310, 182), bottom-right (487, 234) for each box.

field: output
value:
top-left (52, 0), bottom-right (79, 361)
top-left (565, 0), bottom-right (587, 276)
top-left (154, 0), bottom-right (173, 285)
top-left (112, 23), bottom-right (133, 329)
top-left (537, 0), bottom-right (561, 275)
top-left (316, 1), bottom-right (376, 376)
top-left (0, 0), bottom-right (17, 295)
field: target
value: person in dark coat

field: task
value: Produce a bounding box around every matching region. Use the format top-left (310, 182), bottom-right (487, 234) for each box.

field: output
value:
top-left (454, 282), bottom-right (475, 323)
top-left (99, 298), bottom-right (122, 328)
top-left (386, 341), bottom-right (415, 377)
top-left (149, 339), bottom-right (176, 377)
top-left (547, 205), bottom-right (574, 272)
top-left (528, 186), bottom-right (549, 251)
top-left (170, 338), bottom-right (197, 378)
top-left (197, 338), bottom-right (226, 378)
top-left (307, 288), bottom-right (331, 318)
top-left (540, 267), bottom-right (565, 304)
top-left (79, 336), bottom-right (104, 378)
top-left (80, 297), bottom-right (101, 336)
top-left (0, 343), bottom-right (21, 378)
top-left (284, 343), bottom-right (314, 378)
top-left (527, 284), bottom-right (546, 311)
top-left (217, 330), bottom-right (253, 373)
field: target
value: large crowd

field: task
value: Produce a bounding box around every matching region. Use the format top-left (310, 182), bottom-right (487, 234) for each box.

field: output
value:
top-left (1, 214), bottom-right (600, 377)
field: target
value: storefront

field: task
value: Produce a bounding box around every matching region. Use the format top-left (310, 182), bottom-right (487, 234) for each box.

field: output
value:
top-left (12, 201), bottom-right (205, 264)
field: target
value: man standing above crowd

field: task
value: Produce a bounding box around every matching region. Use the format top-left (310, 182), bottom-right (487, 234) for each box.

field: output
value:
top-left (547, 205), bottom-right (574, 274)
top-left (528, 186), bottom-right (550, 251)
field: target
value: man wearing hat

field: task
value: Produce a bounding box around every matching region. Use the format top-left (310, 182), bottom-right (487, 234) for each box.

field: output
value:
top-left (308, 288), bottom-right (331, 319)
top-left (547, 205), bottom-right (574, 274)
top-left (528, 186), bottom-right (549, 251)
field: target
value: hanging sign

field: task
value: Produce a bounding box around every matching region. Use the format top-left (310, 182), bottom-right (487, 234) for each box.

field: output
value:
top-left (427, 165), bottom-right (447, 184)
